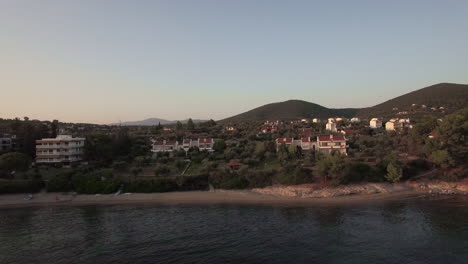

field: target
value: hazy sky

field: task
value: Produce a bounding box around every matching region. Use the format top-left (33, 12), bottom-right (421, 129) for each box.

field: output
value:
top-left (1, 0), bottom-right (468, 124)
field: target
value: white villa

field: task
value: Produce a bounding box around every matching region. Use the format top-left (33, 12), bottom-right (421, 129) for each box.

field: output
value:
top-left (325, 120), bottom-right (337, 132)
top-left (275, 135), bottom-right (346, 155)
top-left (151, 138), bottom-right (215, 153)
top-left (275, 137), bottom-right (317, 152)
top-left (36, 135), bottom-right (85, 164)
top-left (317, 135), bottom-right (347, 155)
top-left (312, 118), bottom-right (320, 123)
top-left (385, 118), bottom-right (411, 131)
top-left (350, 117), bottom-right (361, 123)
top-left (370, 118), bottom-right (383, 129)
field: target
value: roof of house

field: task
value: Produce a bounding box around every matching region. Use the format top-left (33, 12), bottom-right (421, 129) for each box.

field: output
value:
top-left (301, 137), bottom-right (311, 143)
top-left (199, 138), bottom-right (213, 144)
top-left (342, 129), bottom-right (359, 134)
top-left (227, 162), bottom-right (242, 167)
top-left (318, 135), bottom-right (346, 142)
top-left (276, 137), bottom-right (293, 144)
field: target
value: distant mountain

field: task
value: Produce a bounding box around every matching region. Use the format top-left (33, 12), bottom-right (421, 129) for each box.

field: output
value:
top-left (221, 100), bottom-right (359, 122)
top-left (111, 118), bottom-right (208, 126)
top-left (221, 83), bottom-right (468, 122)
top-left (357, 83), bottom-right (468, 118)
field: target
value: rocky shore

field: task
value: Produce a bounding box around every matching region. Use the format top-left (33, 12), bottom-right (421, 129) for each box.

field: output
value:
top-left (252, 180), bottom-right (468, 198)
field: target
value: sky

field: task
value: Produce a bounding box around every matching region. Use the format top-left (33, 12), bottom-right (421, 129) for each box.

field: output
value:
top-left (1, 0), bottom-right (468, 124)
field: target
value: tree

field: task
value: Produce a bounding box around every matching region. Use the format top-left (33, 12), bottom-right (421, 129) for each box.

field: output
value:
top-left (254, 142), bottom-right (266, 160)
top-left (277, 144), bottom-right (289, 164)
top-left (207, 119), bottom-right (216, 127)
top-left (51, 120), bottom-right (59, 137)
top-left (434, 108), bottom-right (467, 165)
top-left (430, 150), bottom-right (455, 168)
top-left (288, 144), bottom-right (296, 156)
top-left (315, 153), bottom-right (345, 184)
top-left (213, 140), bottom-right (227, 152)
top-left (0, 152), bottom-right (31, 177)
top-left (187, 118), bottom-right (195, 131)
top-left (385, 162), bottom-right (403, 183)
top-left (176, 121), bottom-right (183, 130)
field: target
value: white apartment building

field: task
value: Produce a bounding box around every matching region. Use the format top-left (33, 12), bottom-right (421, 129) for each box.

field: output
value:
top-left (36, 135), bottom-right (85, 164)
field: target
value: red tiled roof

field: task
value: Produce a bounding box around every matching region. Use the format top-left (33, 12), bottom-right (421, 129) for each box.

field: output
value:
top-left (154, 141), bottom-right (164, 145)
top-left (301, 137), bottom-right (311, 142)
top-left (165, 141), bottom-right (177, 145)
top-left (298, 130), bottom-right (315, 136)
top-left (227, 162), bottom-right (242, 167)
top-left (199, 138), bottom-right (213, 144)
top-left (343, 129), bottom-right (359, 135)
top-left (276, 138), bottom-right (293, 144)
top-left (183, 139), bottom-right (191, 144)
top-left (318, 135), bottom-right (346, 142)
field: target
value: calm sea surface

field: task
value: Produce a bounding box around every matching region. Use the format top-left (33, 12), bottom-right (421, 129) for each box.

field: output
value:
top-left (1, 195), bottom-right (467, 264)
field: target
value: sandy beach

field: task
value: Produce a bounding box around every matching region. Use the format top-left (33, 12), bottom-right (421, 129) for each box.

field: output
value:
top-left (0, 189), bottom-right (429, 208)
top-left (1, 180), bottom-right (466, 208)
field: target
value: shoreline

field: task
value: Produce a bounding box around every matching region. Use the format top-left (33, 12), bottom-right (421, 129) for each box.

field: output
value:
top-left (0, 180), bottom-right (466, 209)
top-left (0, 190), bottom-right (423, 208)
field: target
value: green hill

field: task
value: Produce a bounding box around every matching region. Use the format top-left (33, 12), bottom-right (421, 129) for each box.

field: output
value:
top-left (220, 83), bottom-right (468, 122)
top-left (221, 100), bottom-right (358, 122)
top-left (357, 83), bottom-right (468, 118)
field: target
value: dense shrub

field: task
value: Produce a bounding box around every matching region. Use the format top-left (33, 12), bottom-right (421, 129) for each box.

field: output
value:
top-left (275, 167), bottom-right (312, 185)
top-left (209, 170), bottom-right (249, 189)
top-left (125, 179), bottom-right (179, 193)
top-left (342, 162), bottom-right (373, 184)
top-left (0, 152), bottom-right (31, 178)
top-left (0, 180), bottom-right (44, 194)
top-left (154, 165), bottom-right (171, 176)
top-left (244, 169), bottom-right (275, 188)
top-left (47, 172), bottom-right (73, 192)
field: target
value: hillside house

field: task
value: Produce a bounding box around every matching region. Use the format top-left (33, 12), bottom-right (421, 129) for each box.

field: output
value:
top-left (312, 118), bottom-right (320, 123)
top-left (197, 138), bottom-right (214, 151)
top-left (317, 135), bottom-right (347, 155)
top-left (341, 129), bottom-right (359, 136)
top-left (151, 140), bottom-right (179, 152)
top-left (0, 134), bottom-right (19, 153)
top-left (298, 128), bottom-right (315, 137)
top-left (152, 138), bottom-right (215, 152)
top-left (260, 125), bottom-right (278, 134)
top-left (370, 118), bottom-right (382, 129)
top-left (350, 117), bottom-right (361, 123)
top-left (325, 121), bottom-right (337, 132)
top-left (385, 118), bottom-right (411, 131)
top-left (428, 131), bottom-right (438, 139)
top-left (275, 137), bottom-right (293, 151)
top-left (299, 137), bottom-right (316, 151)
